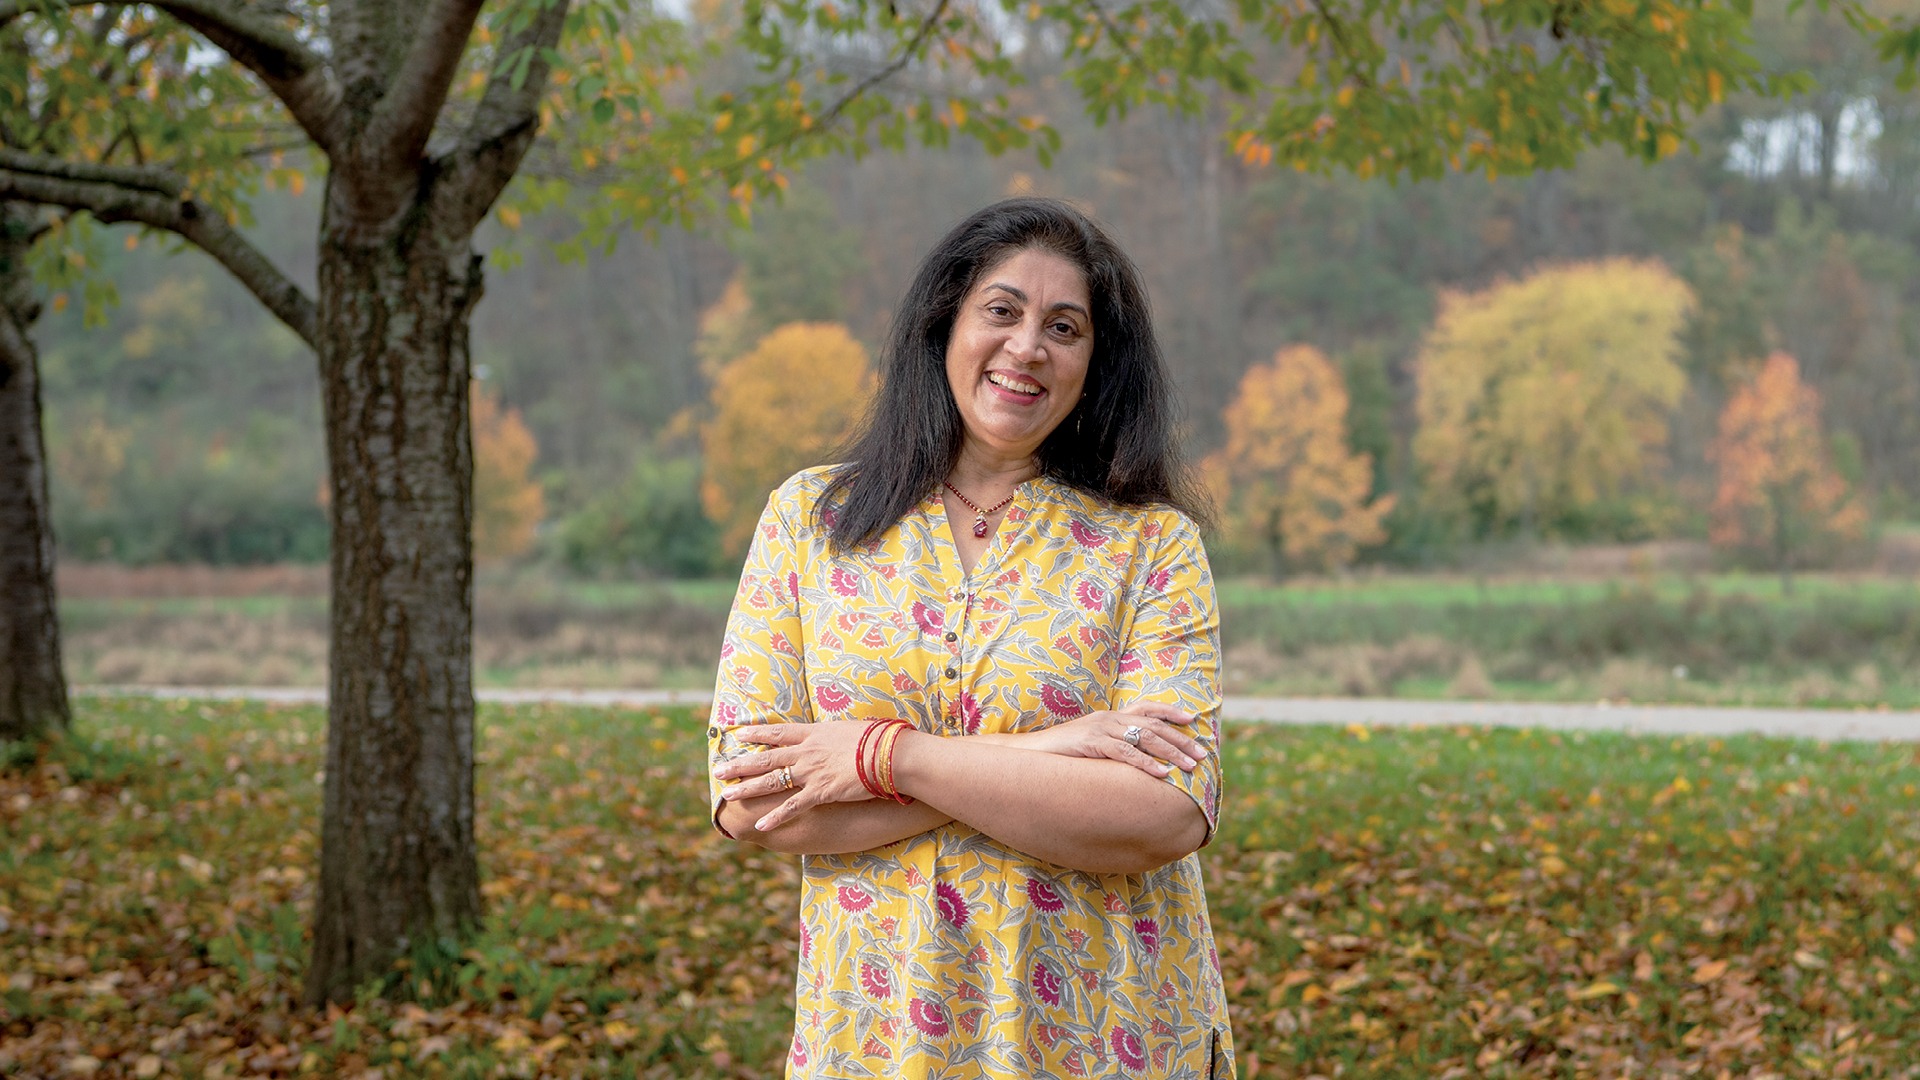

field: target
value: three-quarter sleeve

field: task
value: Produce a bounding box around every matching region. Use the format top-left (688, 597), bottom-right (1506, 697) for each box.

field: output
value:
top-left (1112, 510), bottom-right (1224, 843)
top-left (708, 486), bottom-right (815, 832)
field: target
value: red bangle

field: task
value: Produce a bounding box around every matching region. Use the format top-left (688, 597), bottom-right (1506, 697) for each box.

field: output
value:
top-left (854, 719), bottom-right (888, 799)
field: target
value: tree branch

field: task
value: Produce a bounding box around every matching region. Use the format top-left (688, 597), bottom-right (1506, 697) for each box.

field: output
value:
top-left (441, 0), bottom-right (570, 233)
top-left (0, 153), bottom-right (317, 349)
top-left (143, 0), bottom-right (343, 154)
top-left (356, 0), bottom-right (486, 176)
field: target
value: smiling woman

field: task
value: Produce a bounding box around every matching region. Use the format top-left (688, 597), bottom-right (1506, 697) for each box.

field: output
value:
top-left (705, 199), bottom-right (1233, 1078)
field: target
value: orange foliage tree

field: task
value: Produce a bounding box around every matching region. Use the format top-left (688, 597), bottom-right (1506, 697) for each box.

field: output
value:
top-left (701, 322), bottom-right (872, 559)
top-left (1414, 259), bottom-right (1691, 539)
top-left (1203, 345), bottom-right (1393, 574)
top-left (471, 384), bottom-right (546, 561)
top-left (1710, 353), bottom-right (1867, 586)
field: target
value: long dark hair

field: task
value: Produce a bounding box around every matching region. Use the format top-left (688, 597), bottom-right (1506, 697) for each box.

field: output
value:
top-left (821, 197), bottom-right (1210, 550)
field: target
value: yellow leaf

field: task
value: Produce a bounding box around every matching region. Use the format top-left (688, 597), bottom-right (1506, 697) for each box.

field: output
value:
top-left (714, 111), bottom-right (733, 133)
top-left (1569, 980), bottom-right (1621, 1000)
top-left (949, 98), bottom-right (968, 127)
top-left (124, 234), bottom-right (139, 251)
top-left (52, 293), bottom-right (70, 313)
top-left (1538, 854), bottom-right (1568, 875)
top-left (1336, 85), bottom-right (1355, 107)
top-left (1690, 959), bottom-right (1729, 984)
top-left (498, 206), bottom-right (522, 231)
top-left (288, 171), bottom-right (305, 196)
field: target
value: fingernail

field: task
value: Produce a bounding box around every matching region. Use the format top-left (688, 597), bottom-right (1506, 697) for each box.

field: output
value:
top-left (1193, 747), bottom-right (1209, 759)
top-left (1180, 756), bottom-right (1196, 768)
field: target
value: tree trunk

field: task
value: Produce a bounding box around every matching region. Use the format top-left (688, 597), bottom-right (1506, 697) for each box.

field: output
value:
top-left (0, 202), bottom-right (70, 746)
top-left (302, 176), bottom-right (484, 1004)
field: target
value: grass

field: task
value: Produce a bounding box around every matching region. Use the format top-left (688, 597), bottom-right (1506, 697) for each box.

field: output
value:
top-left (3, 701), bottom-right (1918, 1077)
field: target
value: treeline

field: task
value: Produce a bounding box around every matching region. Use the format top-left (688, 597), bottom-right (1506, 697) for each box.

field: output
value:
top-left (36, 0), bottom-right (1919, 576)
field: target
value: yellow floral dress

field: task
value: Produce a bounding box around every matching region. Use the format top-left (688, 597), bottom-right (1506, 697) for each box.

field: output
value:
top-left (709, 467), bottom-right (1235, 1079)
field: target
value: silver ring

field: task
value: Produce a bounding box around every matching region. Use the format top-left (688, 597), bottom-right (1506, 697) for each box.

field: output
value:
top-left (778, 766), bottom-right (794, 790)
top-left (1122, 725), bottom-right (1143, 747)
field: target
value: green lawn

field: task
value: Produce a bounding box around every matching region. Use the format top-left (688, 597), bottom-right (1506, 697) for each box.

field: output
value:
top-left (4, 701), bottom-right (1917, 1077)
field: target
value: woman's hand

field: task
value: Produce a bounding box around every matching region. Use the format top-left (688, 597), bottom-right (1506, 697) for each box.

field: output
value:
top-left (712, 720), bottom-right (882, 832)
top-left (1011, 702), bottom-right (1206, 777)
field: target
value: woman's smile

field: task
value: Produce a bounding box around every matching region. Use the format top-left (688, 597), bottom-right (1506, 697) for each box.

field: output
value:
top-left (945, 247), bottom-right (1092, 467)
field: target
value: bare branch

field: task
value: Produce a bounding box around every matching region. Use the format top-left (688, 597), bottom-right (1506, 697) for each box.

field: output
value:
top-left (811, 0), bottom-right (952, 133)
top-left (0, 153), bottom-right (317, 348)
top-left (356, 0), bottom-right (486, 176)
top-left (441, 0), bottom-right (570, 233)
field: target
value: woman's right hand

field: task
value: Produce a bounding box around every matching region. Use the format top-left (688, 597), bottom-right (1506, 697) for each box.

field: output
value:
top-left (1008, 701), bottom-right (1207, 777)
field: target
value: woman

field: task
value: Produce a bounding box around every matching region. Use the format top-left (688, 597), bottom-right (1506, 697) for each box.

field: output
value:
top-left (708, 197), bottom-right (1234, 1078)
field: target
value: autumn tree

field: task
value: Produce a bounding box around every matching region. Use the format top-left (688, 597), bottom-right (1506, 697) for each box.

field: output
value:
top-left (1414, 259), bottom-right (1693, 540)
top-left (1203, 345), bottom-right (1392, 574)
top-left (0, 0), bottom-right (1877, 1002)
top-left (1, 8), bottom-right (263, 745)
top-left (471, 383), bottom-right (544, 561)
top-left (1710, 352), bottom-right (1866, 589)
top-left (702, 321), bottom-right (870, 558)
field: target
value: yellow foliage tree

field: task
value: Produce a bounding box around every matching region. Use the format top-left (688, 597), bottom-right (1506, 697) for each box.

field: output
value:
top-left (702, 322), bottom-right (872, 559)
top-left (472, 384), bottom-right (546, 561)
top-left (1413, 259), bottom-right (1691, 538)
top-left (1710, 353), bottom-right (1867, 586)
top-left (1203, 345), bottom-right (1394, 573)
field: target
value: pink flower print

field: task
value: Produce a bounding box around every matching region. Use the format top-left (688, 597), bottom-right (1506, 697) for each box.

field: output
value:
top-left (1117, 649), bottom-right (1143, 674)
top-left (1039, 683), bottom-right (1081, 719)
top-left (876, 562), bottom-right (897, 579)
top-left (1066, 928), bottom-right (1087, 950)
top-left (951, 692), bottom-right (983, 735)
top-left (718, 640), bottom-right (735, 659)
top-left (790, 1033), bottom-right (809, 1069)
top-left (1069, 517), bottom-right (1107, 548)
top-left (995, 567), bottom-right (1022, 587)
top-left (1077, 625), bottom-right (1109, 651)
top-left (861, 625), bottom-right (887, 649)
top-left (1110, 1024), bottom-right (1148, 1072)
top-left (1103, 892), bottom-right (1128, 913)
top-left (830, 566), bottom-right (861, 597)
top-left (815, 684), bottom-right (852, 713)
top-left (1025, 879), bottom-right (1066, 913)
top-left (1146, 568), bottom-right (1171, 593)
top-left (770, 632), bottom-right (796, 656)
top-left (1077, 967), bottom-right (1098, 991)
top-left (892, 670), bottom-right (922, 694)
top-left (934, 881), bottom-right (970, 929)
top-left (798, 921), bottom-right (812, 960)
top-left (714, 702), bottom-right (739, 726)
top-left (911, 600), bottom-right (944, 634)
top-left (1032, 959), bottom-right (1065, 1007)
top-left (786, 571), bottom-right (801, 603)
top-left (1133, 917), bottom-right (1160, 955)
top-left (1073, 580), bottom-right (1106, 611)
top-left (859, 960), bottom-right (892, 1000)
top-left (908, 997), bottom-right (951, 1039)
top-left (836, 884), bottom-right (874, 912)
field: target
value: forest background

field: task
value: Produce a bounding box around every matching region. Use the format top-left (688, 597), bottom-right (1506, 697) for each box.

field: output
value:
top-left (38, 0), bottom-right (1920, 706)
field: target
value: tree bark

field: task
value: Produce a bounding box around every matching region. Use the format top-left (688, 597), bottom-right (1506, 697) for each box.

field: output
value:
top-left (302, 171), bottom-right (485, 1004)
top-left (0, 201), bottom-right (70, 746)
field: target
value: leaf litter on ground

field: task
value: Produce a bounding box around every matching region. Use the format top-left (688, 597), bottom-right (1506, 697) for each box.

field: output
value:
top-left (2, 699), bottom-right (1917, 1078)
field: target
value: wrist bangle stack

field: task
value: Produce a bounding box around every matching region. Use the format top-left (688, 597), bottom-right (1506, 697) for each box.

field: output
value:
top-left (854, 718), bottom-right (915, 804)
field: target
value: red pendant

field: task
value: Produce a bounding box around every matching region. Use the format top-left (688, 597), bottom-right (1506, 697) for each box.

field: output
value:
top-left (972, 516), bottom-right (989, 538)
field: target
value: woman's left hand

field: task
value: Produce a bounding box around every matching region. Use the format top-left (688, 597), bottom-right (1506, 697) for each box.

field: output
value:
top-left (713, 720), bottom-right (886, 831)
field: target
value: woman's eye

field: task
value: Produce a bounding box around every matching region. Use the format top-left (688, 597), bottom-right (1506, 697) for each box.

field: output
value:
top-left (987, 304), bottom-right (1015, 319)
top-left (1051, 321), bottom-right (1079, 338)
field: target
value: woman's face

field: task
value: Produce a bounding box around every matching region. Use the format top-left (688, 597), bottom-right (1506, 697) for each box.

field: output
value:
top-left (944, 247), bottom-right (1093, 468)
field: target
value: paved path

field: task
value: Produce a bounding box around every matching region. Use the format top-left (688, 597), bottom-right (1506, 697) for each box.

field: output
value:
top-left (83, 686), bottom-right (1920, 743)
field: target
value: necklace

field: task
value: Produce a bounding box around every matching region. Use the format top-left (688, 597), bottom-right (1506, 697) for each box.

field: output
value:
top-left (942, 480), bottom-right (1016, 539)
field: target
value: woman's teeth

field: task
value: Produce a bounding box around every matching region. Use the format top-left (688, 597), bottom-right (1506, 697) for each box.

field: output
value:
top-left (988, 372), bottom-right (1042, 395)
